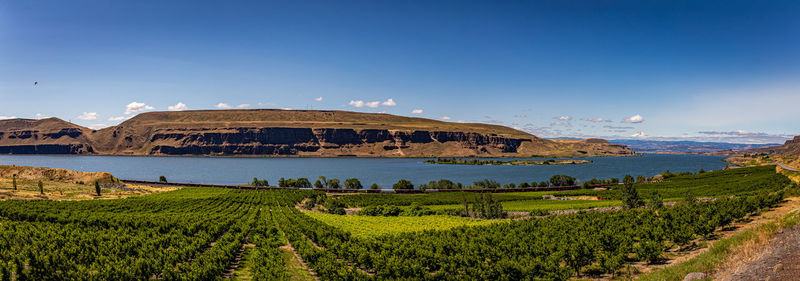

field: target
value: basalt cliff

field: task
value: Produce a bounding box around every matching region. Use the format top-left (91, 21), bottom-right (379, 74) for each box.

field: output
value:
top-left (0, 110), bottom-right (635, 157)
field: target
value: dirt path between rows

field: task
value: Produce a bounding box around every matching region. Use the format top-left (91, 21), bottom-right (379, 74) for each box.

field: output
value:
top-left (280, 242), bottom-right (320, 281)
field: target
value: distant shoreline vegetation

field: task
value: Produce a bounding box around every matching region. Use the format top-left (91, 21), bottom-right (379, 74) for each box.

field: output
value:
top-left (424, 158), bottom-right (592, 166)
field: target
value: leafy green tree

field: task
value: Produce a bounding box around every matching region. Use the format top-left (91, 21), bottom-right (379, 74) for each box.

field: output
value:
top-left (538, 181), bottom-right (549, 187)
top-left (295, 178), bottom-right (312, 188)
top-left (549, 175), bottom-right (577, 186)
top-left (647, 192), bottom-right (663, 209)
top-left (636, 175), bottom-right (646, 182)
top-left (326, 179), bottom-right (341, 189)
top-left (95, 181), bottom-right (101, 196)
top-left (251, 178), bottom-right (269, 187)
top-left (392, 179), bottom-right (414, 190)
top-left (38, 180), bottom-right (44, 195)
top-left (519, 182), bottom-right (530, 188)
top-left (344, 178), bottom-right (363, 189)
top-left (323, 199), bottom-right (346, 215)
top-left (684, 191), bottom-right (697, 205)
top-left (621, 175), bottom-right (643, 209)
top-left (159, 176), bottom-right (167, 183)
top-left (317, 176), bottom-right (327, 188)
top-left (370, 183), bottom-right (379, 189)
top-left (314, 180), bottom-right (324, 189)
top-left (472, 179), bottom-right (500, 189)
top-left (278, 177), bottom-right (286, 187)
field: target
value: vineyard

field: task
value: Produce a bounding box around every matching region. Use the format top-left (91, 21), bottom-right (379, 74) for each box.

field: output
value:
top-left (0, 166), bottom-right (794, 280)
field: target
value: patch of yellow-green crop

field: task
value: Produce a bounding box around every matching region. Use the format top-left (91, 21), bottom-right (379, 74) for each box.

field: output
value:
top-left (424, 199), bottom-right (621, 212)
top-left (302, 211), bottom-right (500, 238)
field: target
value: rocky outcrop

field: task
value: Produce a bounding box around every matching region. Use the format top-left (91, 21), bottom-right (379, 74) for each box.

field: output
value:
top-left (141, 127), bottom-right (532, 156)
top-left (0, 118), bottom-right (95, 154)
top-left (0, 110), bottom-right (635, 157)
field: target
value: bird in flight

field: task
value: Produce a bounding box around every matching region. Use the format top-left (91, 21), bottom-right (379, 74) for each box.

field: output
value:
top-left (34, 81), bottom-right (38, 87)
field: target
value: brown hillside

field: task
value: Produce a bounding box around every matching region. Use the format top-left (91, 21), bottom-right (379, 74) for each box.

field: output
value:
top-left (716, 136), bottom-right (800, 169)
top-left (1, 109), bottom-right (635, 157)
top-left (0, 118), bottom-right (94, 154)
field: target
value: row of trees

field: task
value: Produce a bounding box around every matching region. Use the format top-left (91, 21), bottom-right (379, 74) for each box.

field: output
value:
top-left (281, 189), bottom-right (786, 280)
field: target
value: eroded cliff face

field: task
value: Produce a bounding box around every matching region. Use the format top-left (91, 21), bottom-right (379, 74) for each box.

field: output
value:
top-left (129, 127), bottom-right (533, 157)
top-left (0, 119), bottom-right (94, 154)
top-left (0, 110), bottom-right (635, 157)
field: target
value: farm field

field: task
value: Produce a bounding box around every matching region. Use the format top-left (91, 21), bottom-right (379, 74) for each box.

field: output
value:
top-left (303, 211), bottom-right (499, 238)
top-left (0, 166), bottom-right (795, 280)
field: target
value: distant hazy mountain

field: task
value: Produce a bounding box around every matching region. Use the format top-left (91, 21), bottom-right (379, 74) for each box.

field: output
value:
top-left (607, 139), bottom-right (779, 154)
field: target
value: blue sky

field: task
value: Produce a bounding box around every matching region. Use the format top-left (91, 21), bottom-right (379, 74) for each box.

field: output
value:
top-left (1, 0), bottom-right (798, 143)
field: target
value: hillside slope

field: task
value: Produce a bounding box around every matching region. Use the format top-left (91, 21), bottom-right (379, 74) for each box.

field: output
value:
top-left (1, 109), bottom-right (635, 157)
top-left (714, 136), bottom-right (800, 169)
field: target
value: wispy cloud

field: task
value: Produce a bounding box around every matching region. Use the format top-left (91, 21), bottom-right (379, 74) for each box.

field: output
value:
top-left (580, 117), bottom-right (604, 122)
top-left (631, 131), bottom-right (647, 137)
top-left (554, 116), bottom-right (572, 121)
top-left (0, 116), bottom-right (17, 120)
top-left (381, 98), bottom-right (396, 106)
top-left (698, 130), bottom-right (766, 136)
top-left (168, 102), bottom-right (188, 111)
top-left (603, 125), bottom-right (635, 130)
top-left (236, 104), bottom-right (250, 108)
top-left (215, 103), bottom-right (233, 109)
top-left (125, 102), bottom-right (154, 114)
top-left (108, 116), bottom-right (130, 121)
top-left (411, 109), bottom-right (423, 114)
top-left (76, 112), bottom-right (98, 120)
top-left (87, 124), bottom-right (108, 130)
top-left (622, 114), bottom-right (644, 123)
top-left (349, 98), bottom-right (396, 108)
top-left (441, 116), bottom-right (451, 120)
top-left (315, 97), bottom-right (323, 101)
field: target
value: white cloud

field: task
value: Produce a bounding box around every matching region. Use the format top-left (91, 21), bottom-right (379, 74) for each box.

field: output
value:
top-left (457, 120), bottom-right (466, 123)
top-left (215, 103), bottom-right (233, 109)
top-left (236, 104), bottom-right (250, 108)
top-left (554, 116), bottom-right (572, 121)
top-left (35, 113), bottom-right (44, 119)
top-left (349, 98), bottom-right (396, 108)
top-left (77, 112), bottom-right (98, 120)
top-left (580, 117), bottom-right (604, 122)
top-left (258, 102), bottom-right (278, 107)
top-left (349, 100), bottom-right (380, 108)
top-left (168, 102), bottom-right (188, 111)
top-left (315, 97), bottom-right (323, 101)
top-left (87, 124), bottom-right (108, 130)
top-left (125, 102), bottom-right (154, 114)
top-left (441, 116), bottom-right (451, 120)
top-left (381, 98), bottom-right (397, 106)
top-left (108, 116), bottom-right (130, 121)
top-left (0, 116), bottom-right (17, 120)
top-left (631, 131), bottom-right (647, 137)
top-left (411, 109), bottom-right (424, 114)
top-left (622, 114), bottom-right (644, 123)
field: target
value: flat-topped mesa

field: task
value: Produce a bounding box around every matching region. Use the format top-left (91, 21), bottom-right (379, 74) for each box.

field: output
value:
top-left (1, 109), bottom-right (635, 157)
top-left (0, 118), bottom-right (94, 154)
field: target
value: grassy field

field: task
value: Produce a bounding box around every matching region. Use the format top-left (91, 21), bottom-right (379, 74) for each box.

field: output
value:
top-left (303, 210), bottom-right (500, 238)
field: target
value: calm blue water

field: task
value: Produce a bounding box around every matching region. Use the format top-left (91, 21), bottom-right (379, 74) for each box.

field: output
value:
top-left (0, 154), bottom-right (727, 187)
